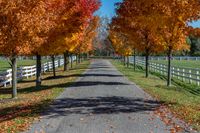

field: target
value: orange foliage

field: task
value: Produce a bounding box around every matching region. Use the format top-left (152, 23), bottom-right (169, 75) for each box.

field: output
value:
top-left (110, 0), bottom-right (200, 56)
top-left (0, 0), bottom-right (101, 57)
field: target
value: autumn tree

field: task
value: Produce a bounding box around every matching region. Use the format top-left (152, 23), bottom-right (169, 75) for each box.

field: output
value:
top-left (153, 0), bottom-right (200, 86)
top-left (0, 0), bottom-right (47, 98)
top-left (36, 0), bottom-right (100, 82)
top-left (111, 0), bottom-right (165, 77)
top-left (44, 0), bottom-right (100, 70)
top-left (109, 30), bottom-right (133, 67)
top-left (77, 16), bottom-right (100, 60)
top-left (0, 0), bottom-right (101, 97)
top-left (111, 0), bottom-right (200, 82)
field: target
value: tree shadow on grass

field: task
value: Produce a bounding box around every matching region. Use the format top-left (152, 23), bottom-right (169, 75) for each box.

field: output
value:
top-left (152, 73), bottom-right (200, 96)
top-left (0, 96), bottom-right (167, 123)
top-left (0, 63), bottom-right (92, 95)
top-left (131, 64), bottom-right (200, 96)
top-left (0, 98), bottom-right (52, 123)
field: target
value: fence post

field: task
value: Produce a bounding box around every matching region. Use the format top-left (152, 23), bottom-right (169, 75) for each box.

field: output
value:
top-left (9, 70), bottom-right (12, 86)
top-left (160, 64), bottom-right (163, 74)
top-left (177, 68), bottom-right (180, 79)
top-left (48, 62), bottom-right (51, 70)
top-left (189, 70), bottom-right (192, 84)
top-left (157, 63), bottom-right (159, 73)
top-left (26, 68), bottom-right (29, 79)
top-left (47, 62), bottom-right (49, 71)
top-left (30, 67), bottom-right (33, 77)
top-left (182, 69), bottom-right (185, 82)
top-left (197, 71), bottom-right (199, 86)
top-left (42, 64), bottom-right (44, 73)
top-left (154, 63), bottom-right (156, 72)
top-left (4, 83), bottom-right (7, 88)
top-left (58, 59), bottom-right (60, 67)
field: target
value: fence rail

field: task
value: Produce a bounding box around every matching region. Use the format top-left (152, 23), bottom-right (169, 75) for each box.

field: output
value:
top-left (137, 56), bottom-right (200, 61)
top-left (129, 56), bottom-right (200, 86)
top-left (0, 56), bottom-right (76, 87)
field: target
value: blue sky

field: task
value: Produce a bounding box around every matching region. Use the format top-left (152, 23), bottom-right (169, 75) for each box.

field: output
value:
top-left (190, 21), bottom-right (200, 28)
top-left (97, 0), bottom-right (200, 28)
top-left (96, 0), bottom-right (122, 18)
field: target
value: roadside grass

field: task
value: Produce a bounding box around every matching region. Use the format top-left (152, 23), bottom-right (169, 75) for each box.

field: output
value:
top-left (0, 61), bottom-right (90, 133)
top-left (151, 60), bottom-right (200, 69)
top-left (111, 60), bottom-right (200, 130)
top-left (0, 59), bottom-right (49, 72)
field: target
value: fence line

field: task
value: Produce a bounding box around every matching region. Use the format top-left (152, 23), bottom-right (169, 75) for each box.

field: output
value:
top-left (129, 56), bottom-right (200, 86)
top-left (0, 56), bottom-right (76, 87)
top-left (0, 55), bottom-right (64, 61)
top-left (136, 56), bottom-right (200, 61)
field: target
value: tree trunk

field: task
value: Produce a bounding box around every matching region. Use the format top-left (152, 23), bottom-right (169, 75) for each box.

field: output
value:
top-left (70, 54), bottom-right (73, 69)
top-left (80, 54), bottom-right (83, 62)
top-left (145, 53), bottom-right (149, 78)
top-left (127, 56), bottom-right (130, 68)
top-left (64, 52), bottom-right (67, 71)
top-left (58, 58), bottom-right (60, 67)
top-left (167, 51), bottom-right (172, 86)
top-left (66, 52), bottom-right (69, 70)
top-left (36, 54), bottom-right (42, 89)
top-left (51, 55), bottom-right (56, 77)
top-left (78, 54), bottom-right (81, 63)
top-left (76, 54), bottom-right (78, 65)
top-left (80, 54), bottom-right (82, 62)
top-left (124, 56), bottom-right (126, 66)
top-left (11, 56), bottom-right (17, 98)
top-left (134, 50), bottom-right (136, 71)
top-left (87, 53), bottom-right (89, 59)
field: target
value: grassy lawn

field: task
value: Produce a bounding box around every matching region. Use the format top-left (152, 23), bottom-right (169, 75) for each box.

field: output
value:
top-left (0, 59), bottom-right (49, 72)
top-left (0, 61), bottom-right (90, 133)
top-left (151, 60), bottom-right (200, 69)
top-left (111, 60), bottom-right (200, 130)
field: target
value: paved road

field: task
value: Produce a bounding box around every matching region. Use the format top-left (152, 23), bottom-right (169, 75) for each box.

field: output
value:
top-left (25, 60), bottom-right (190, 133)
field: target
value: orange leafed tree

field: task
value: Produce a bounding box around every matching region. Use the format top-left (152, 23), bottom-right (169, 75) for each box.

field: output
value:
top-left (76, 16), bottom-right (100, 59)
top-left (109, 30), bottom-right (133, 66)
top-left (0, 0), bottom-right (51, 98)
top-left (153, 0), bottom-right (200, 86)
top-left (0, 0), bottom-right (101, 97)
top-left (111, 0), bottom-right (200, 82)
top-left (35, 0), bottom-right (100, 85)
top-left (44, 0), bottom-right (100, 70)
top-left (111, 0), bottom-right (165, 77)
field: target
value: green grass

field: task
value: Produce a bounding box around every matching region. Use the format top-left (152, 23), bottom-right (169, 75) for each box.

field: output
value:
top-left (111, 60), bottom-right (200, 130)
top-left (0, 59), bottom-right (49, 71)
top-left (151, 60), bottom-right (200, 69)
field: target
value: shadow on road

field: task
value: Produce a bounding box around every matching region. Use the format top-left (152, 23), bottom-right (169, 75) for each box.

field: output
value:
top-left (43, 96), bottom-right (164, 118)
top-left (68, 81), bottom-right (129, 87)
top-left (43, 74), bottom-right (123, 81)
top-left (0, 96), bottom-right (166, 123)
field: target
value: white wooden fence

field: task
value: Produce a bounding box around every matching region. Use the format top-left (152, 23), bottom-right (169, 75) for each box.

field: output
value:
top-left (137, 56), bottom-right (200, 61)
top-left (129, 56), bottom-right (200, 86)
top-left (0, 56), bottom-right (76, 87)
